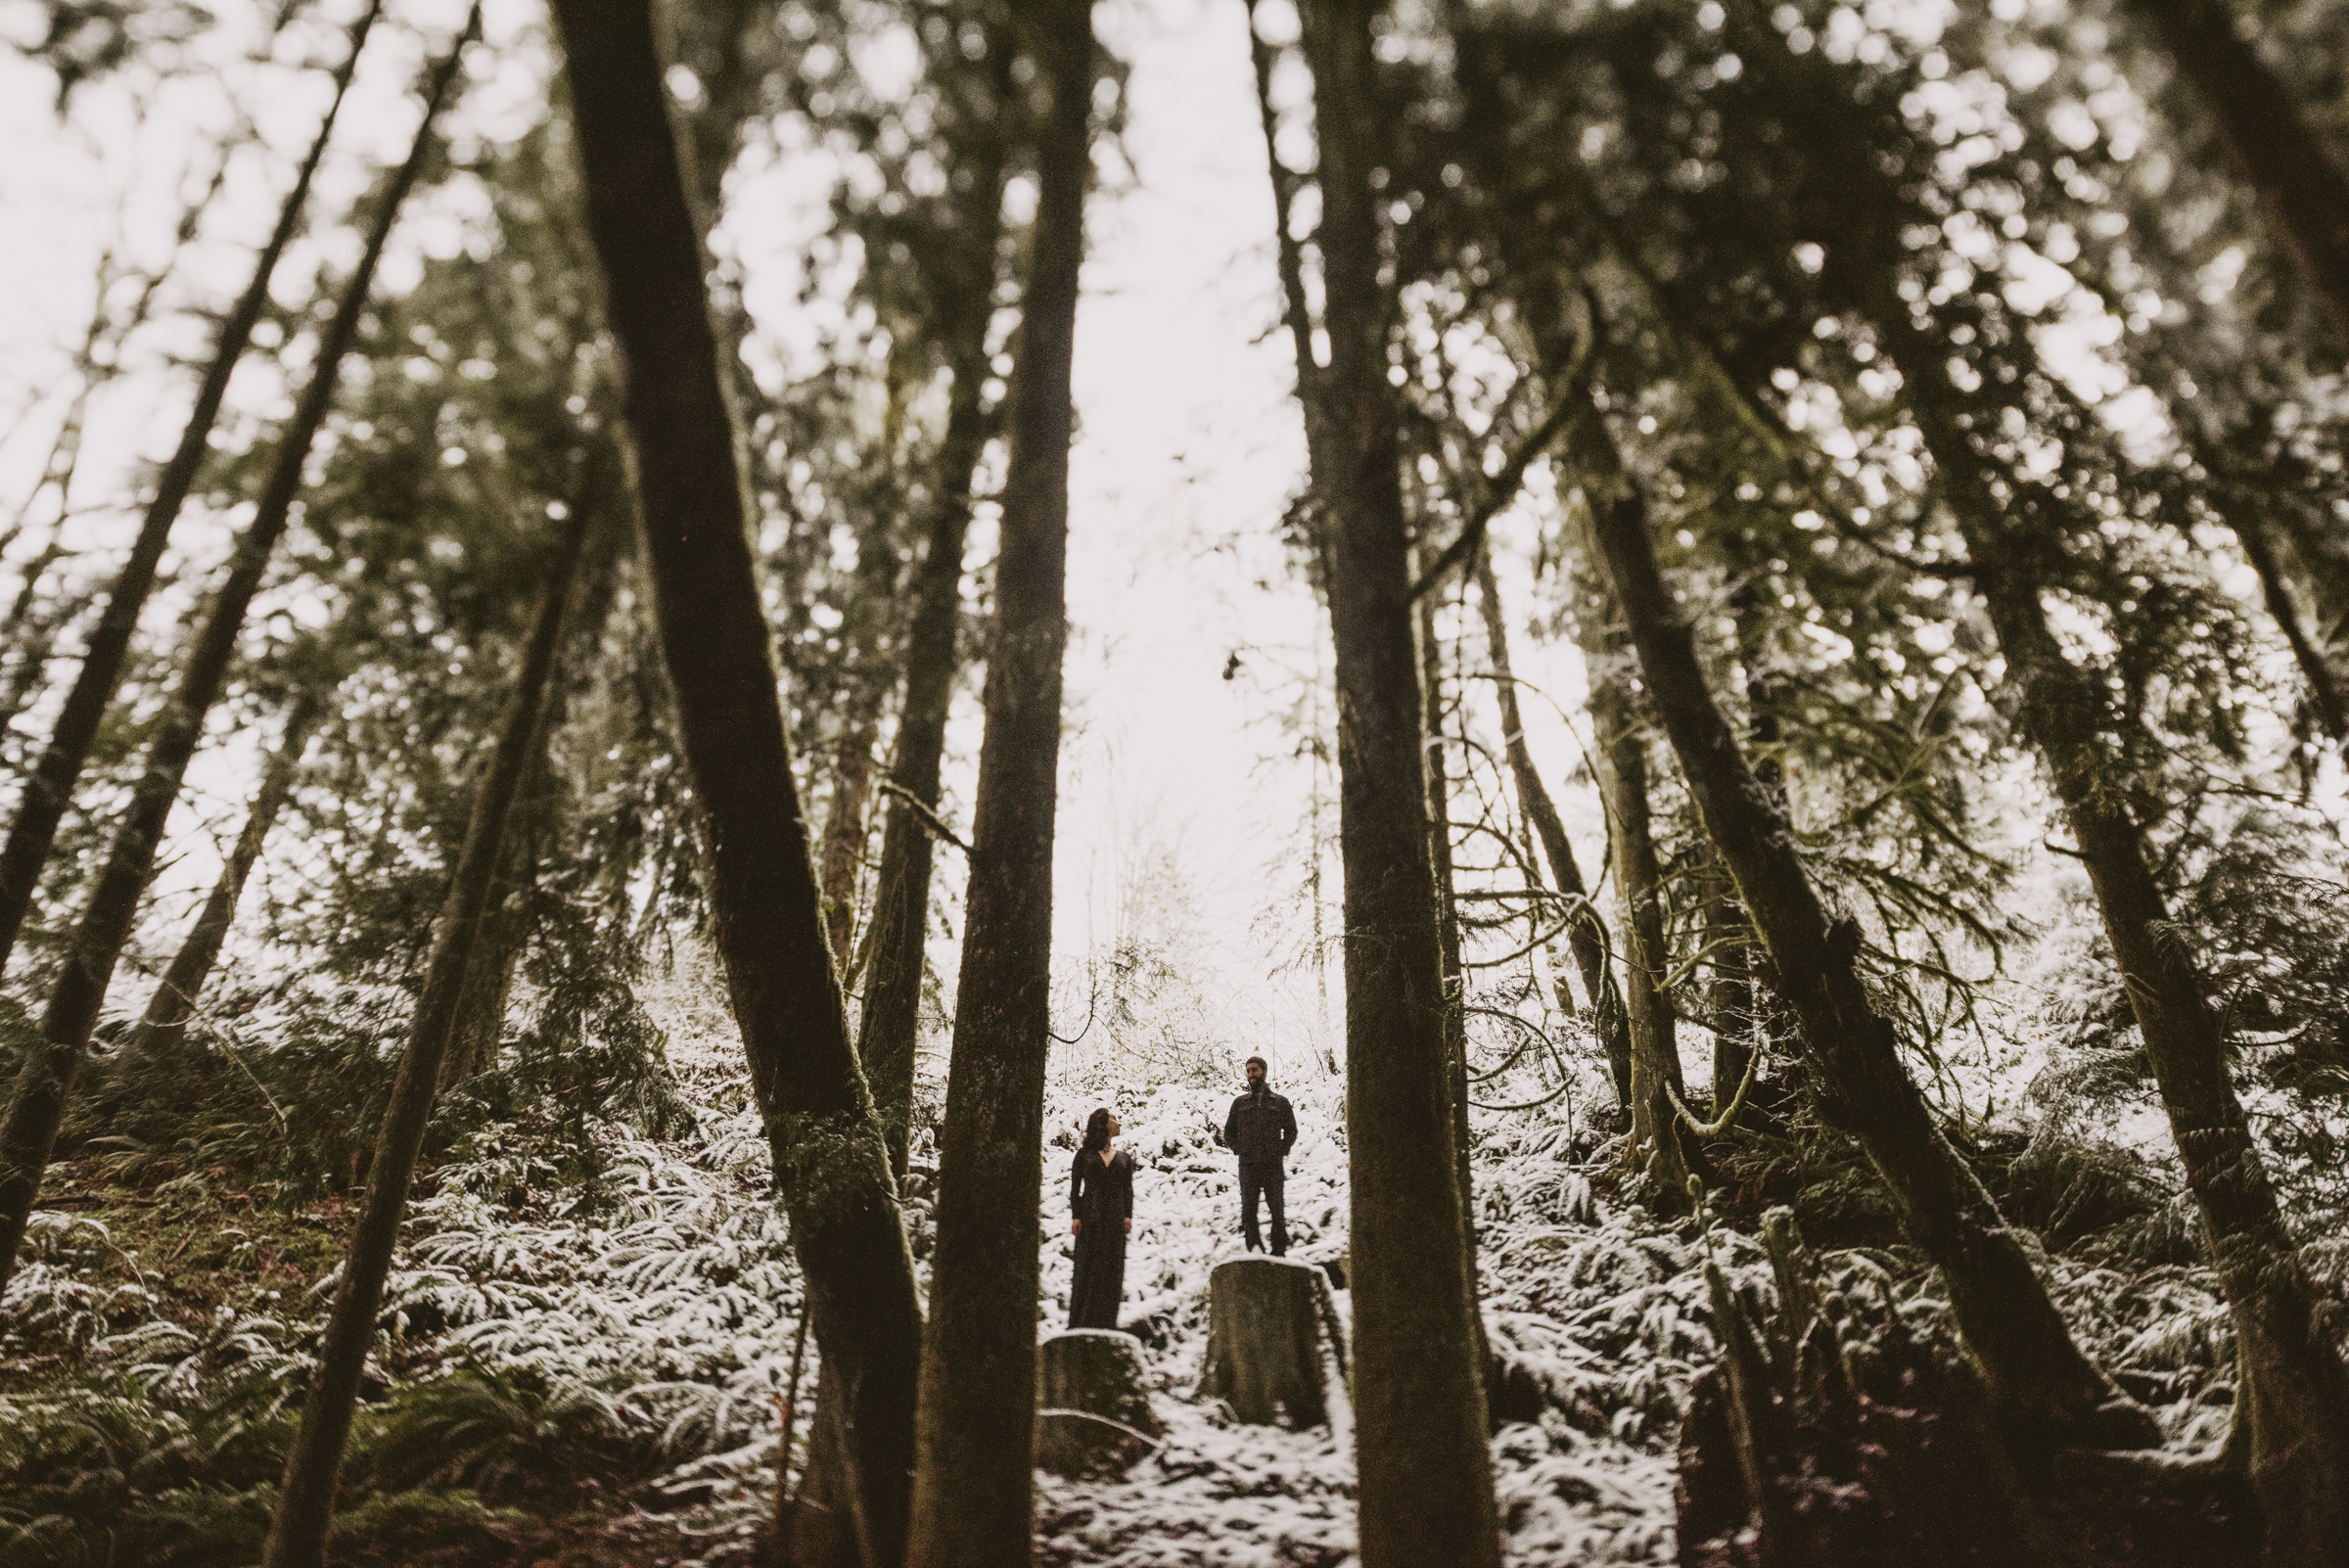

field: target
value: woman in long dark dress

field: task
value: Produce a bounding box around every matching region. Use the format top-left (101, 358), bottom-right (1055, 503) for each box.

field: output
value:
top-left (1068, 1107), bottom-right (1134, 1330)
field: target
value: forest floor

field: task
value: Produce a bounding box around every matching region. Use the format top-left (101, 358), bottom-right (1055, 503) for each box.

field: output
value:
top-left (0, 980), bottom-right (2260, 1567)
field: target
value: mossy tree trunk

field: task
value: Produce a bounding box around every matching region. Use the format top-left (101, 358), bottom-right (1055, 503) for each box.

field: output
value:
top-left (1294, 2), bottom-right (1502, 1561)
top-left (261, 497), bottom-right (586, 1568)
top-left (0, 24), bottom-right (462, 1295)
top-left (551, 4), bottom-right (927, 1565)
top-left (1566, 385), bottom-right (2154, 1454)
top-left (902, 6), bottom-right (1090, 1564)
top-left (0, 0), bottom-right (381, 983)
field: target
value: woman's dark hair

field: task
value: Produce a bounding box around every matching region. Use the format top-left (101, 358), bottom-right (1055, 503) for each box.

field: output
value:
top-left (1081, 1107), bottom-right (1114, 1155)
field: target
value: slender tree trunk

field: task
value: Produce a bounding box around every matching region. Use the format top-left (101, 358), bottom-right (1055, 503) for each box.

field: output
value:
top-left (1565, 389), bottom-right (2156, 1453)
top-left (1566, 502), bottom-right (1693, 1199)
top-left (0, 30), bottom-right (463, 1296)
top-left (2127, 0), bottom-right (2349, 342)
top-left (261, 506), bottom-right (587, 1568)
top-left (0, 0), bottom-right (381, 981)
top-left (441, 524), bottom-right (623, 1090)
top-left (1295, 3), bottom-right (1502, 1561)
top-left (819, 724), bottom-right (877, 969)
top-left (902, 7), bottom-right (1090, 1564)
top-left (1894, 345), bottom-right (2349, 1555)
top-left (855, 341), bottom-right (992, 1180)
top-left (124, 690), bottom-right (324, 1061)
top-left (1472, 547), bottom-right (1635, 1075)
top-left (1416, 579), bottom-right (1489, 1374)
top-left (552, 6), bottom-right (926, 1565)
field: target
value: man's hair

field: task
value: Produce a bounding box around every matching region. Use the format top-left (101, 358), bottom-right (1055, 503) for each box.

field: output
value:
top-left (1245, 1055), bottom-right (1267, 1072)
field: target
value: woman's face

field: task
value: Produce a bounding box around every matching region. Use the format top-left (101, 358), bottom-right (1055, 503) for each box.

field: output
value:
top-left (1107, 1114), bottom-right (1122, 1140)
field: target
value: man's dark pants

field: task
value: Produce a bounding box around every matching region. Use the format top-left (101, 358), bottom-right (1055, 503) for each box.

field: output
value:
top-left (1239, 1160), bottom-right (1288, 1256)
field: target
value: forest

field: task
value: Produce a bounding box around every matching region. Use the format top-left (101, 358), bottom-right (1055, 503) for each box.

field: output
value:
top-left (3, 0), bottom-right (2349, 1562)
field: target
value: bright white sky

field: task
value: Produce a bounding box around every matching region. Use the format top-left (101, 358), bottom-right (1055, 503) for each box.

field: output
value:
top-left (0, 0), bottom-right (1614, 1082)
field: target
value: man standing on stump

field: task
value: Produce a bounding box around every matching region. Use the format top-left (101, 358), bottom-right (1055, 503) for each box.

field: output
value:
top-left (1218, 1055), bottom-right (1296, 1256)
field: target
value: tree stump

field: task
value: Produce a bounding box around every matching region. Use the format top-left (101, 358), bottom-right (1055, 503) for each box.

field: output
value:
top-left (1036, 1329), bottom-right (1162, 1479)
top-left (1196, 1256), bottom-right (1342, 1428)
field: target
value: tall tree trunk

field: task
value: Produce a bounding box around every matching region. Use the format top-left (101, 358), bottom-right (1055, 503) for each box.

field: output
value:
top-left (855, 339), bottom-right (993, 1180)
top-left (0, 0), bottom-right (381, 981)
top-left (124, 690), bottom-right (324, 1062)
top-left (1416, 579), bottom-right (1488, 1373)
top-left (1566, 500), bottom-right (1693, 1200)
top-left (261, 504), bottom-right (587, 1568)
top-left (1701, 851), bottom-right (1756, 1121)
top-left (551, 5), bottom-right (926, 1565)
top-left (2127, 0), bottom-right (2349, 343)
top-left (1294, 3), bottom-right (1502, 1561)
top-left (441, 520), bottom-right (624, 1090)
top-left (1471, 546), bottom-right (1635, 1079)
top-left (0, 28), bottom-right (462, 1295)
top-left (1892, 339), bottom-right (2349, 1556)
top-left (902, 5), bottom-right (1089, 1563)
top-left (1564, 389), bottom-right (2156, 1453)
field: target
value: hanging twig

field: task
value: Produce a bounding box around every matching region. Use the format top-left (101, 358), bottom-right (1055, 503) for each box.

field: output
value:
top-left (878, 777), bottom-right (970, 853)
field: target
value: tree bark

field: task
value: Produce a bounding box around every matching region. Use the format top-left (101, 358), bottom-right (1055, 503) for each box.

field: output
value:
top-left (1565, 388), bottom-right (2155, 1453)
top-left (1294, 3), bottom-right (1503, 1562)
top-left (1892, 339), bottom-right (2349, 1557)
top-left (1568, 498), bottom-right (1694, 1196)
top-left (123, 690), bottom-right (324, 1062)
top-left (2127, 0), bottom-right (2349, 343)
top-left (0, 26), bottom-right (463, 1296)
top-left (550, 5), bottom-right (926, 1567)
top-left (1472, 546), bottom-right (1635, 1076)
top-left (260, 503), bottom-right (587, 1568)
top-left (0, 0), bottom-right (381, 981)
top-left (902, 6), bottom-right (1089, 1563)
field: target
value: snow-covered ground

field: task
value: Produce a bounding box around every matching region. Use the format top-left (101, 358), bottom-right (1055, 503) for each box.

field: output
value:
top-left (3, 965), bottom-right (2258, 1567)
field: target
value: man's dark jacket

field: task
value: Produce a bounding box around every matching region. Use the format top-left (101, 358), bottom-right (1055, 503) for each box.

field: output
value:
top-left (1220, 1087), bottom-right (1297, 1167)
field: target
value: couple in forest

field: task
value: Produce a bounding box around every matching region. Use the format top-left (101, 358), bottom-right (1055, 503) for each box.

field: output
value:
top-left (1065, 1055), bottom-right (1300, 1330)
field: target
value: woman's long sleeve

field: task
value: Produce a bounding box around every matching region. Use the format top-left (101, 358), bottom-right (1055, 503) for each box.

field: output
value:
top-left (1071, 1153), bottom-right (1086, 1218)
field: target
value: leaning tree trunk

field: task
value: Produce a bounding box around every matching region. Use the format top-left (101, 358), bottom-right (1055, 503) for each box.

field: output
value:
top-left (1565, 388), bottom-right (2156, 1454)
top-left (2126, 0), bottom-right (2349, 343)
top-left (441, 517), bottom-right (623, 1090)
top-left (1472, 546), bottom-right (1631, 1055)
top-left (1567, 500), bottom-right (1694, 1199)
top-left (124, 689), bottom-right (325, 1062)
top-left (0, 29), bottom-right (463, 1296)
top-left (1295, 3), bottom-right (1503, 1562)
top-left (1891, 341), bottom-right (2349, 1558)
top-left (818, 722), bottom-right (878, 968)
top-left (552, 6), bottom-right (926, 1566)
top-left (902, 5), bottom-right (1089, 1563)
top-left (0, 0), bottom-right (381, 982)
top-left (260, 504), bottom-right (587, 1568)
